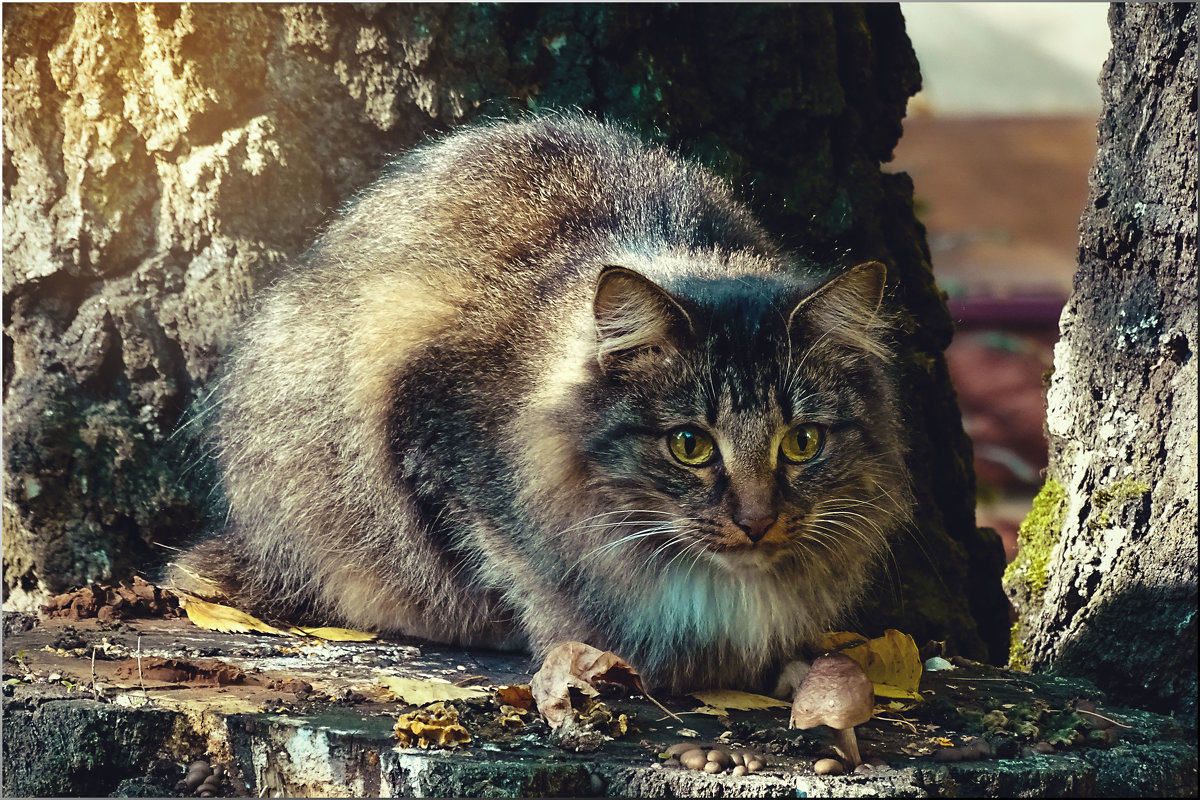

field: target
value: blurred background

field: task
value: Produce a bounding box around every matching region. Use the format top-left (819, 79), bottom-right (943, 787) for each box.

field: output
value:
top-left (892, 3), bottom-right (1112, 560)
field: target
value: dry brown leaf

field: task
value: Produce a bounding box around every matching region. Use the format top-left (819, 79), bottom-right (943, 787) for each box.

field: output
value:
top-left (496, 684), bottom-right (534, 710)
top-left (530, 642), bottom-right (646, 729)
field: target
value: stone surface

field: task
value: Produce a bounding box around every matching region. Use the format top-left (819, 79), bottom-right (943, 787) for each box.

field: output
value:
top-left (1004, 3), bottom-right (1198, 718)
top-left (2, 615), bottom-right (1195, 798)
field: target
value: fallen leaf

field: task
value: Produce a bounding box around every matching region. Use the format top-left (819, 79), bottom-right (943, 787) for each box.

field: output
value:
top-left (530, 642), bottom-right (646, 729)
top-left (177, 594), bottom-right (292, 636)
top-left (819, 628), bottom-right (922, 701)
top-left (377, 675), bottom-right (490, 705)
top-left (688, 689), bottom-right (789, 714)
top-left (818, 631), bottom-right (871, 652)
top-left (496, 684), bottom-right (534, 710)
top-left (291, 625), bottom-right (378, 642)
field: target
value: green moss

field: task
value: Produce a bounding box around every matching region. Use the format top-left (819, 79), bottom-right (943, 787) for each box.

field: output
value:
top-left (1009, 621), bottom-right (1030, 672)
top-left (1087, 477), bottom-right (1150, 534)
top-left (1003, 479), bottom-right (1068, 604)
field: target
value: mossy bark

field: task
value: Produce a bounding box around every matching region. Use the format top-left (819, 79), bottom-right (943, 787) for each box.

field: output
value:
top-left (4, 4), bottom-right (1005, 660)
top-left (1004, 4), bottom-right (1197, 718)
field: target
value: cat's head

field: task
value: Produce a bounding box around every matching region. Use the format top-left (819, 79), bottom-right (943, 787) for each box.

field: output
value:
top-left (578, 259), bottom-right (910, 575)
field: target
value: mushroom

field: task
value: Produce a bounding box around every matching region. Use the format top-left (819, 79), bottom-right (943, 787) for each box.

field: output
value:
top-left (789, 653), bottom-right (875, 769)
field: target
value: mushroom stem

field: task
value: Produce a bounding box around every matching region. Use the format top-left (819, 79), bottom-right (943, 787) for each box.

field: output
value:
top-left (831, 726), bottom-right (862, 769)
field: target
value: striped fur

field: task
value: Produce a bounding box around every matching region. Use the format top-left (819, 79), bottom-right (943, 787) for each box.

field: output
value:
top-left (171, 115), bottom-right (912, 692)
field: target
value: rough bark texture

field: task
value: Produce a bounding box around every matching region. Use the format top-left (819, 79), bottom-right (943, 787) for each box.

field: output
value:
top-left (1005, 3), bottom-right (1197, 719)
top-left (4, 4), bottom-right (1007, 661)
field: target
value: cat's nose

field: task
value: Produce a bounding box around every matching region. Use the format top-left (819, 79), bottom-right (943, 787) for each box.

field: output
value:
top-left (734, 513), bottom-right (777, 542)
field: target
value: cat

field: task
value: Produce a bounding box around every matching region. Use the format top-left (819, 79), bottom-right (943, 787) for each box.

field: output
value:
top-left (170, 114), bottom-right (913, 693)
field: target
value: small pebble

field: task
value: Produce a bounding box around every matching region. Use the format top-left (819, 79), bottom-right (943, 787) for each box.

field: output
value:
top-left (814, 758), bottom-right (844, 775)
top-left (703, 761), bottom-right (723, 774)
top-left (706, 749), bottom-right (731, 769)
top-left (1035, 741), bottom-right (1055, 754)
top-left (184, 773), bottom-right (207, 791)
top-left (200, 776), bottom-right (221, 792)
top-left (855, 762), bottom-right (875, 774)
top-left (746, 757), bottom-right (764, 772)
top-left (680, 749), bottom-right (708, 771)
top-left (731, 765), bottom-right (748, 777)
top-left (730, 752), bottom-right (745, 767)
top-left (188, 761), bottom-right (212, 777)
top-left (665, 743), bottom-right (695, 757)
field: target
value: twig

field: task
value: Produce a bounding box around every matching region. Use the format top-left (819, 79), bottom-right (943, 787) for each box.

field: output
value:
top-left (639, 686), bottom-right (684, 724)
top-left (1064, 707), bottom-right (1132, 729)
top-left (873, 715), bottom-right (919, 734)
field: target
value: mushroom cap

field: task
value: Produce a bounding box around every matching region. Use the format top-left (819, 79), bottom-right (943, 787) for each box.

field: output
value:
top-left (789, 653), bottom-right (874, 730)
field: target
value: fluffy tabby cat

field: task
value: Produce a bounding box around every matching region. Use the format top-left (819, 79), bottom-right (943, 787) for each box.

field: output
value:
top-left (172, 115), bottom-right (912, 693)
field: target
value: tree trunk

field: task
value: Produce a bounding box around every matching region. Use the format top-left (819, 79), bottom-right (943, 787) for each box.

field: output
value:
top-left (3, 4), bottom-right (1008, 662)
top-left (1005, 3), bottom-right (1197, 718)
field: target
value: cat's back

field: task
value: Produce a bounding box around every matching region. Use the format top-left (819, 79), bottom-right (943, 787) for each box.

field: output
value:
top-left (303, 115), bottom-right (777, 305)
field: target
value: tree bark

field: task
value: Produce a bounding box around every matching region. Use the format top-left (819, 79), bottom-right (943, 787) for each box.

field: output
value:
top-left (1005, 3), bottom-right (1197, 718)
top-left (3, 4), bottom-right (1007, 662)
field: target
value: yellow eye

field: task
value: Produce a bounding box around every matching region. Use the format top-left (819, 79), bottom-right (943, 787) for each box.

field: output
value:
top-left (668, 428), bottom-right (717, 466)
top-left (780, 424), bottom-right (824, 463)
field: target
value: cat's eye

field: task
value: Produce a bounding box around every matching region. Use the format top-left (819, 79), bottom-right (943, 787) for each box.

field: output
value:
top-left (780, 424), bottom-right (824, 464)
top-left (668, 427), bottom-right (717, 467)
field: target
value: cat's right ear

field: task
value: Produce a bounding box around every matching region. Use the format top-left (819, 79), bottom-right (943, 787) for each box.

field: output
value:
top-left (593, 266), bottom-right (694, 372)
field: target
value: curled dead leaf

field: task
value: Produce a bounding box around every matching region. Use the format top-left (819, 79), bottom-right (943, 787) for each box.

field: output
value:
top-left (529, 642), bottom-right (645, 729)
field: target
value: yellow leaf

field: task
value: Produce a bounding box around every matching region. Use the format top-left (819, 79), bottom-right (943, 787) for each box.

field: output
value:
top-left (860, 629), bottom-right (922, 701)
top-left (292, 626), bottom-right (378, 642)
top-left (177, 594), bottom-right (292, 636)
top-left (818, 628), bottom-right (923, 701)
top-left (378, 675), bottom-right (489, 705)
top-left (688, 689), bottom-right (790, 713)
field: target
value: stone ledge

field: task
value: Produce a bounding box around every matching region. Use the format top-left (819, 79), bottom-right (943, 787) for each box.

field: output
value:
top-left (3, 615), bottom-right (1196, 797)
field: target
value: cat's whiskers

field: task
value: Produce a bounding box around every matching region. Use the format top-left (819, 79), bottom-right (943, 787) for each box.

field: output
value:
top-left (546, 509), bottom-right (679, 540)
top-left (807, 502), bottom-right (903, 590)
top-left (572, 516), bottom-right (702, 569)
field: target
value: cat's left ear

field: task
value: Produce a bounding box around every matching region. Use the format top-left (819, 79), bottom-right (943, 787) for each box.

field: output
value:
top-left (593, 266), bottom-right (694, 372)
top-left (788, 261), bottom-right (890, 360)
